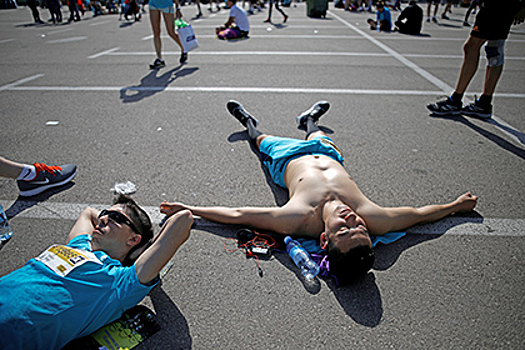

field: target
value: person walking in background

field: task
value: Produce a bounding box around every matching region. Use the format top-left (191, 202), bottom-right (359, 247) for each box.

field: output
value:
top-left (27, 0), bottom-right (44, 24)
top-left (148, 0), bottom-right (187, 69)
top-left (464, 0), bottom-right (481, 27)
top-left (264, 0), bottom-right (288, 24)
top-left (427, 0), bottom-right (525, 119)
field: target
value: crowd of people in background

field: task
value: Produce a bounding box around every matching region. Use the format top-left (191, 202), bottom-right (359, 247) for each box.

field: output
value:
top-left (18, 0), bottom-right (473, 27)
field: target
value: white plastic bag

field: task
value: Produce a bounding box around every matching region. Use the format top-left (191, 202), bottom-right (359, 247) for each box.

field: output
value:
top-left (178, 24), bottom-right (199, 53)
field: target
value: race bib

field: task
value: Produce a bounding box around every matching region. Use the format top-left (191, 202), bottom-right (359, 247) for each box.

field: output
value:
top-left (36, 245), bottom-right (102, 277)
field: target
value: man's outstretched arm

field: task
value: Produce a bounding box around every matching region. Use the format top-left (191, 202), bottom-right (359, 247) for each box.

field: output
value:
top-left (160, 201), bottom-right (301, 235)
top-left (134, 210), bottom-right (193, 285)
top-left (362, 192), bottom-right (478, 235)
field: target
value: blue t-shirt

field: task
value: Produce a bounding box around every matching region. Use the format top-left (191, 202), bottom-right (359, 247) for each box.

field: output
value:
top-left (0, 234), bottom-right (158, 350)
top-left (377, 7), bottom-right (392, 28)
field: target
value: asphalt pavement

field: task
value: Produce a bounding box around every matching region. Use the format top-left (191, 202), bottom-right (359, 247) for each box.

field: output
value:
top-left (0, 2), bottom-right (524, 349)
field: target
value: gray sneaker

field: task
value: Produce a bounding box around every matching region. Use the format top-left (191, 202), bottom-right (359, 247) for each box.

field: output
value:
top-left (17, 163), bottom-right (77, 197)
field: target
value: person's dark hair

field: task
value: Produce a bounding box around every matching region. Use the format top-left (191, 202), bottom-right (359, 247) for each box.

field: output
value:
top-left (409, 0), bottom-right (416, 5)
top-left (326, 240), bottom-right (375, 285)
top-left (113, 194), bottom-right (154, 264)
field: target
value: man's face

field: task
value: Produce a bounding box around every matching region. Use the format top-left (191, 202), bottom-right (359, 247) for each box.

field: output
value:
top-left (91, 205), bottom-right (140, 254)
top-left (322, 205), bottom-right (372, 253)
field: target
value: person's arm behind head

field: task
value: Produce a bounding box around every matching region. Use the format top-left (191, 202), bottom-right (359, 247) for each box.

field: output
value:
top-left (67, 207), bottom-right (99, 243)
top-left (134, 210), bottom-right (193, 285)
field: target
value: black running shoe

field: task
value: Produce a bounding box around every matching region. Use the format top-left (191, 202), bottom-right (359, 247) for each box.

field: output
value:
top-left (180, 52), bottom-right (188, 64)
top-left (17, 163), bottom-right (77, 197)
top-left (296, 101), bottom-right (330, 127)
top-left (149, 58), bottom-right (165, 69)
top-left (426, 97), bottom-right (462, 116)
top-left (462, 100), bottom-right (492, 119)
top-left (227, 100), bottom-right (259, 127)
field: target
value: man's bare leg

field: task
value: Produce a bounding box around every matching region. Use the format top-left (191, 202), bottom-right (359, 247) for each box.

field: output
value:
top-left (454, 36), bottom-right (487, 95)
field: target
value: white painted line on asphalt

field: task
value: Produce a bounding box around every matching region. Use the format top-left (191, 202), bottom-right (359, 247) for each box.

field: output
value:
top-left (1, 200), bottom-right (523, 237)
top-left (100, 50), bottom-right (525, 61)
top-left (4, 84), bottom-right (525, 99)
top-left (90, 20), bottom-right (113, 26)
top-left (47, 36), bottom-right (88, 44)
top-left (88, 47), bottom-right (120, 59)
top-left (141, 33), bottom-right (525, 43)
top-left (0, 74), bottom-right (44, 91)
top-left (0, 39), bottom-right (15, 44)
top-left (330, 10), bottom-right (453, 93)
top-left (46, 28), bottom-right (74, 35)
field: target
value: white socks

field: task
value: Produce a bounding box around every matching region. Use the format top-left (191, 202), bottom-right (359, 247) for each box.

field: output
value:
top-left (17, 165), bottom-right (37, 181)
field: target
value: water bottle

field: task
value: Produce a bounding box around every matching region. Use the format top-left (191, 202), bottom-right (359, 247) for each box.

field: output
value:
top-left (0, 204), bottom-right (13, 243)
top-left (284, 236), bottom-right (320, 280)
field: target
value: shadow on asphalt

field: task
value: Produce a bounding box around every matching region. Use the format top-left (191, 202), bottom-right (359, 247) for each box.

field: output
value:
top-left (119, 65), bottom-right (199, 103)
top-left (430, 114), bottom-right (525, 160)
top-left (141, 284), bottom-right (192, 349)
top-left (3, 181), bottom-right (75, 221)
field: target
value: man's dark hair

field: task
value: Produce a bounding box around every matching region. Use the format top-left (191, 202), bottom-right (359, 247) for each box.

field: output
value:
top-left (326, 241), bottom-right (375, 285)
top-left (113, 194), bottom-right (154, 263)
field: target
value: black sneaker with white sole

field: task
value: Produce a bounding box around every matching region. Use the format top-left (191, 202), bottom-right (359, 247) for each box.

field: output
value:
top-left (226, 100), bottom-right (259, 127)
top-left (426, 97), bottom-right (462, 116)
top-left (462, 100), bottom-right (492, 119)
top-left (149, 58), bottom-right (165, 69)
top-left (296, 101), bottom-right (330, 127)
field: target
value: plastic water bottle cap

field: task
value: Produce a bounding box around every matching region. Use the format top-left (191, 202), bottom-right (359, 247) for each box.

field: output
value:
top-left (284, 236), bottom-right (291, 244)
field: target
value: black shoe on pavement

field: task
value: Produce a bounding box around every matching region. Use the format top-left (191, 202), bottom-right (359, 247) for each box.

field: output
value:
top-left (17, 163), bottom-right (77, 197)
top-left (149, 58), bottom-right (165, 69)
top-left (296, 101), bottom-right (330, 127)
top-left (180, 52), bottom-right (188, 64)
top-left (227, 100), bottom-right (259, 127)
top-left (462, 100), bottom-right (492, 119)
top-left (426, 97), bottom-right (462, 116)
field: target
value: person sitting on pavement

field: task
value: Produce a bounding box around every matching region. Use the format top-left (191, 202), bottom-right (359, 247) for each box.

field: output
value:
top-left (160, 101), bottom-right (478, 285)
top-left (216, 0), bottom-right (250, 40)
top-left (0, 156), bottom-right (77, 197)
top-left (394, 0), bottom-right (423, 35)
top-left (0, 194), bottom-right (193, 349)
top-left (367, 1), bottom-right (392, 32)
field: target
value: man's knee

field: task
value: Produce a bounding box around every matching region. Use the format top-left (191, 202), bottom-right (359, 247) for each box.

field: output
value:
top-left (485, 39), bottom-right (505, 67)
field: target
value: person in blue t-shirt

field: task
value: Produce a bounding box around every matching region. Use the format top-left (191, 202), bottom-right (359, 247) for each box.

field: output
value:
top-left (367, 1), bottom-right (392, 32)
top-left (0, 194), bottom-right (193, 350)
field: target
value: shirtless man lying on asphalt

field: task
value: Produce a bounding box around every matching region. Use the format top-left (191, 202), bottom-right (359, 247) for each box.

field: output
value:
top-left (160, 101), bottom-right (478, 284)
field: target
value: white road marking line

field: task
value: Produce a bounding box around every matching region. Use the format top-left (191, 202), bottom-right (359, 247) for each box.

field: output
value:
top-left (0, 39), bottom-right (15, 44)
top-left (47, 36), bottom-right (87, 44)
top-left (1, 200), bottom-right (523, 237)
top-left (99, 50), bottom-right (524, 61)
top-left (88, 47), bottom-right (120, 59)
top-left (90, 19), bottom-right (113, 26)
top-left (3, 81), bottom-right (525, 99)
top-left (0, 74), bottom-right (45, 91)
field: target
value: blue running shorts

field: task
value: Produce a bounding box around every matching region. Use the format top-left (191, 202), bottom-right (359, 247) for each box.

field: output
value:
top-left (259, 135), bottom-right (345, 188)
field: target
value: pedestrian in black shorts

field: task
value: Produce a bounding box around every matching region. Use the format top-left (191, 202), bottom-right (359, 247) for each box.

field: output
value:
top-left (427, 0), bottom-right (525, 119)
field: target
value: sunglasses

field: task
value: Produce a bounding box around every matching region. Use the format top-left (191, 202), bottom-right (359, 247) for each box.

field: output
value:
top-left (98, 209), bottom-right (141, 235)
